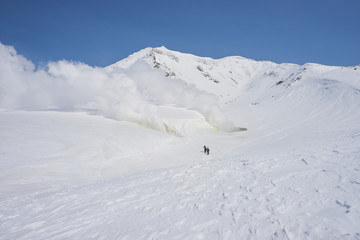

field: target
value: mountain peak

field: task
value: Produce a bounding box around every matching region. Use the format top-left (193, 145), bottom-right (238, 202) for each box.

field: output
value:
top-left (153, 46), bottom-right (169, 51)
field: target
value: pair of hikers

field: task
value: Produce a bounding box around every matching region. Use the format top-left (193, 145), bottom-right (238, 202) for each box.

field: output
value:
top-left (203, 145), bottom-right (210, 155)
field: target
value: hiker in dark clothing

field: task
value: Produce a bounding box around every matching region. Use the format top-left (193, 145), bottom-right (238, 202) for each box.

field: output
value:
top-left (206, 147), bottom-right (210, 155)
top-left (203, 145), bottom-right (207, 153)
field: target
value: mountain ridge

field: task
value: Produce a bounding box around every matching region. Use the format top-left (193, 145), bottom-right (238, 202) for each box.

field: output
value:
top-left (106, 46), bottom-right (360, 103)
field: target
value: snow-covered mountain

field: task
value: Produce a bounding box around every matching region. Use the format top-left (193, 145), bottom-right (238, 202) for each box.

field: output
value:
top-left (107, 46), bottom-right (360, 102)
top-left (1, 44), bottom-right (360, 239)
top-left (106, 46), bottom-right (360, 134)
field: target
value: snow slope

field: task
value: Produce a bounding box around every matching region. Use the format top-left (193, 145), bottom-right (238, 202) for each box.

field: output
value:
top-left (1, 44), bottom-right (360, 239)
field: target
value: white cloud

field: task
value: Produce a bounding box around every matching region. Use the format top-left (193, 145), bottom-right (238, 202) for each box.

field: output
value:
top-left (0, 42), bottom-right (236, 133)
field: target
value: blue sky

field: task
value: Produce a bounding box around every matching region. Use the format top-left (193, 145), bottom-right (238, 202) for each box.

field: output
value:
top-left (1, 0), bottom-right (359, 67)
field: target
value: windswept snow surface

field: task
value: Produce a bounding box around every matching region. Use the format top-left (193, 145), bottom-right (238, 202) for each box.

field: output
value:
top-left (1, 44), bottom-right (360, 239)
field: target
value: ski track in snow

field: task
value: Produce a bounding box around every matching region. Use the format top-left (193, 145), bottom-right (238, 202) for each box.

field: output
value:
top-left (1, 129), bottom-right (359, 240)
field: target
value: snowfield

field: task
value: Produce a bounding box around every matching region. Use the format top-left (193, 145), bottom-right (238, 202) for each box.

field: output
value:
top-left (1, 43), bottom-right (360, 239)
